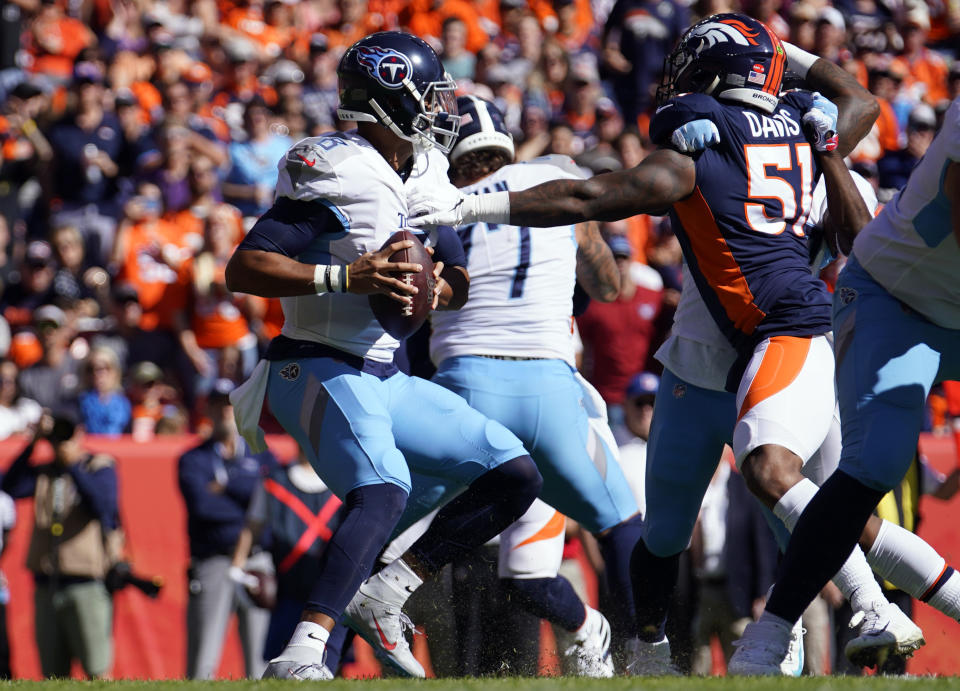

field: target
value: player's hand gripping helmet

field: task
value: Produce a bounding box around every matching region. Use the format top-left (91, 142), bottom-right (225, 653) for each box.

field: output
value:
top-left (449, 95), bottom-right (515, 163)
top-left (338, 31), bottom-right (461, 153)
top-left (656, 13), bottom-right (786, 114)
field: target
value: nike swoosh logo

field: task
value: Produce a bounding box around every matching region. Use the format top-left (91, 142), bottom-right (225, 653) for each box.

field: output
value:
top-left (297, 154), bottom-right (316, 167)
top-left (373, 614), bottom-right (397, 650)
top-left (405, 585), bottom-right (417, 594)
top-left (307, 632), bottom-right (326, 642)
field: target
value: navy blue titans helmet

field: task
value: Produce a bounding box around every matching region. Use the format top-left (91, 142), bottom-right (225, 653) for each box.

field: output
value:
top-left (656, 13), bottom-right (786, 114)
top-left (449, 96), bottom-right (515, 163)
top-left (338, 31), bottom-right (461, 152)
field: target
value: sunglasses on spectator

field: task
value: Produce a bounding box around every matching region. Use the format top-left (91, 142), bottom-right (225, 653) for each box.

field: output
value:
top-left (629, 396), bottom-right (656, 407)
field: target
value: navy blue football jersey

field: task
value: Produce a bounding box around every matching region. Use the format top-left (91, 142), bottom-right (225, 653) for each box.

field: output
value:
top-left (650, 91), bottom-right (832, 355)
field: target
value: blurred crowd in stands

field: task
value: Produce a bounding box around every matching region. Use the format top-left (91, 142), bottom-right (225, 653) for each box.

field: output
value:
top-left (0, 0), bottom-right (959, 679)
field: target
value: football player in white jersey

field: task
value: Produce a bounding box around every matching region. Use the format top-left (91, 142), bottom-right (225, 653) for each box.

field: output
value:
top-left (731, 95), bottom-right (960, 673)
top-left (225, 32), bottom-right (545, 680)
top-left (428, 95), bottom-right (645, 669)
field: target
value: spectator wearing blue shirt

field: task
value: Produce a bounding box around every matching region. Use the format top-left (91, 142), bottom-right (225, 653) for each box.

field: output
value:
top-left (222, 98), bottom-right (292, 218)
top-left (78, 347), bottom-right (131, 436)
top-left (602, 0), bottom-right (689, 126)
top-left (1, 409), bottom-right (119, 678)
top-left (178, 379), bottom-right (277, 679)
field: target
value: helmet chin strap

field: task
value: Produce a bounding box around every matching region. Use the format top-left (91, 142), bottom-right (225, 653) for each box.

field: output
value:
top-left (703, 75), bottom-right (721, 96)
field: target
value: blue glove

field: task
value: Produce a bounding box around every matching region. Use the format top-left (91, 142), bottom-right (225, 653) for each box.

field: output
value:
top-left (671, 119), bottom-right (721, 153)
top-left (802, 92), bottom-right (839, 152)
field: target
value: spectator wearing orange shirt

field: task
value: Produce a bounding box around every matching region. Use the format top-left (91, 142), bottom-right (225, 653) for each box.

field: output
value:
top-left (26, 0), bottom-right (95, 83)
top-left (890, 16), bottom-right (950, 106)
top-left (550, 0), bottom-right (597, 54)
top-left (111, 183), bottom-right (191, 387)
top-left (225, 0), bottom-right (295, 60)
top-left (175, 206), bottom-right (258, 399)
top-left (402, 0), bottom-right (489, 54)
top-left (324, 0), bottom-right (387, 51)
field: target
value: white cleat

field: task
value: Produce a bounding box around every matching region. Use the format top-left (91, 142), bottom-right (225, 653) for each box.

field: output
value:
top-left (780, 619), bottom-right (805, 677)
top-left (563, 608), bottom-right (614, 678)
top-left (624, 636), bottom-right (680, 676)
top-left (845, 600), bottom-right (925, 669)
top-left (262, 658), bottom-right (333, 680)
top-left (728, 620), bottom-right (791, 676)
top-left (343, 584), bottom-right (425, 678)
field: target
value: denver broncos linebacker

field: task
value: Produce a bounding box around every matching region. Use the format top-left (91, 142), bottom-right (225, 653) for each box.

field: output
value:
top-left (226, 32), bottom-right (544, 680)
top-left (408, 12), bottom-right (880, 672)
top-left (730, 95), bottom-right (960, 674)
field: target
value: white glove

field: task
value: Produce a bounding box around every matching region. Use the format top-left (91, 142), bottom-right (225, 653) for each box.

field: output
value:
top-left (406, 177), bottom-right (469, 226)
top-left (409, 190), bottom-right (511, 229)
top-left (671, 119), bottom-right (721, 153)
top-left (228, 565), bottom-right (258, 588)
top-left (802, 92), bottom-right (839, 152)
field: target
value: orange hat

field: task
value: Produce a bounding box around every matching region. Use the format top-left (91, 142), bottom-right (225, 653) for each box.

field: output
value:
top-left (9, 331), bottom-right (42, 369)
top-left (183, 62), bottom-right (213, 85)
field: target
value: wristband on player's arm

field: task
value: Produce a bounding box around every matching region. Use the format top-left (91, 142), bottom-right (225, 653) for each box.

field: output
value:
top-left (460, 191), bottom-right (512, 226)
top-left (782, 41), bottom-right (818, 80)
top-left (312, 264), bottom-right (348, 294)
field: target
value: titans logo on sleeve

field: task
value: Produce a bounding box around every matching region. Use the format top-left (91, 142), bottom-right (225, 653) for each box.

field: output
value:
top-left (356, 46), bottom-right (412, 89)
top-left (650, 91), bottom-right (832, 357)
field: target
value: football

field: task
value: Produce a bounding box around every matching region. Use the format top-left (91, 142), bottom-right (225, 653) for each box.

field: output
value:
top-left (369, 230), bottom-right (435, 340)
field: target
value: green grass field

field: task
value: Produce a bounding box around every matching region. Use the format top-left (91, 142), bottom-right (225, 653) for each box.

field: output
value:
top-left (4, 679), bottom-right (960, 691)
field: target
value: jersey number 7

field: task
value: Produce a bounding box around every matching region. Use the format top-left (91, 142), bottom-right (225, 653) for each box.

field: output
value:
top-left (744, 142), bottom-right (814, 237)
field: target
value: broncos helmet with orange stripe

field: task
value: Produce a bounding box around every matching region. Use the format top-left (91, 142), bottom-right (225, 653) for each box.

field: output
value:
top-left (656, 13), bottom-right (786, 114)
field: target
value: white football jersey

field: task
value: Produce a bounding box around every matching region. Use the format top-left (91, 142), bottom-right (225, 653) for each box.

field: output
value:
top-left (430, 158), bottom-right (582, 366)
top-left (853, 96), bottom-right (960, 328)
top-left (273, 132), bottom-right (411, 362)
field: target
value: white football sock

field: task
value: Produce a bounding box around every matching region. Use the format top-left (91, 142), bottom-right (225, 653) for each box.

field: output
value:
top-left (370, 558), bottom-right (423, 605)
top-left (774, 479), bottom-right (884, 612)
top-left (866, 519), bottom-right (946, 598)
top-left (278, 620), bottom-right (329, 661)
top-left (573, 605), bottom-right (600, 639)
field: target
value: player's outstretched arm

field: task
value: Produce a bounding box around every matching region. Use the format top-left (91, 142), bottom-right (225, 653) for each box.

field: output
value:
top-left (816, 150), bottom-right (872, 256)
top-left (507, 148), bottom-right (696, 227)
top-left (784, 42), bottom-right (879, 158)
top-left (575, 221), bottom-right (620, 302)
top-left (410, 148), bottom-right (696, 229)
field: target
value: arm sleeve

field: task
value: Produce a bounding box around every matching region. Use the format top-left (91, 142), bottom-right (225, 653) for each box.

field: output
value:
top-left (0, 441), bottom-right (38, 499)
top-left (238, 199), bottom-right (345, 257)
top-left (67, 463), bottom-right (118, 530)
top-left (429, 226), bottom-right (467, 268)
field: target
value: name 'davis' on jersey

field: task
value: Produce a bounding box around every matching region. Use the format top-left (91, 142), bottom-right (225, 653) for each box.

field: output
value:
top-left (742, 108), bottom-right (801, 139)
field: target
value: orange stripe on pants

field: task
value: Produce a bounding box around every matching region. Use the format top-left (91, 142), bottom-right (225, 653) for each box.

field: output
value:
top-left (514, 510), bottom-right (566, 549)
top-left (737, 335), bottom-right (812, 422)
